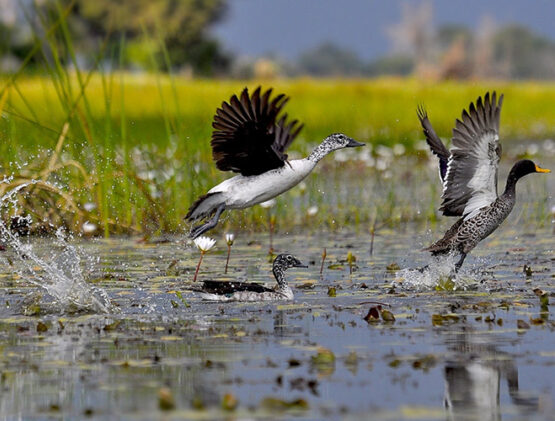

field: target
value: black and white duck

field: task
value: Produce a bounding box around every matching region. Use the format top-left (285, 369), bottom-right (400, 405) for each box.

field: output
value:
top-left (193, 254), bottom-right (307, 302)
top-left (417, 92), bottom-right (550, 271)
top-left (185, 87), bottom-right (364, 238)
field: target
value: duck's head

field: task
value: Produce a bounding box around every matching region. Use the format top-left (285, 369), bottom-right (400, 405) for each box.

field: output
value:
top-left (273, 254), bottom-right (308, 271)
top-left (308, 133), bottom-right (364, 162)
top-left (323, 133), bottom-right (365, 151)
top-left (272, 254), bottom-right (307, 287)
top-left (510, 159), bottom-right (550, 180)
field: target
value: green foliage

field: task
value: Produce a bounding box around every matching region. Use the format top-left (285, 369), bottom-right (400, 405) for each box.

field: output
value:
top-left (0, 0), bottom-right (228, 74)
top-left (71, 0), bottom-right (229, 74)
top-left (1, 76), bottom-right (553, 236)
top-left (365, 55), bottom-right (414, 77)
top-left (298, 42), bottom-right (365, 77)
top-left (493, 25), bottom-right (555, 79)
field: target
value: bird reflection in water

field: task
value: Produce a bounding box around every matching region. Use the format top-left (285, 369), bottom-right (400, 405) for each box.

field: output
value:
top-left (443, 334), bottom-right (539, 421)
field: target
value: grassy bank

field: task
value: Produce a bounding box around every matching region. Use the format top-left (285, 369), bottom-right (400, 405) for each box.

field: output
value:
top-left (0, 76), bottom-right (553, 236)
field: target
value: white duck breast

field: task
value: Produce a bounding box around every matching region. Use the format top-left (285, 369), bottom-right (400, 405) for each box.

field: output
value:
top-left (199, 287), bottom-right (294, 302)
top-left (209, 159), bottom-right (315, 208)
top-left (185, 86), bottom-right (364, 239)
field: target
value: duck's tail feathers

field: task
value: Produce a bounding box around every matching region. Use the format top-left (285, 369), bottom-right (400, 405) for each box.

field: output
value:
top-left (185, 192), bottom-right (224, 222)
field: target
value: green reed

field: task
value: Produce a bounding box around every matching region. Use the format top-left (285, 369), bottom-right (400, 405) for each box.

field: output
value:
top-left (0, 4), bottom-right (552, 237)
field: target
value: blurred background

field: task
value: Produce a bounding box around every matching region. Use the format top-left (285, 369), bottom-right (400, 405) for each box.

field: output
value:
top-left (0, 0), bottom-right (553, 237)
top-left (2, 0), bottom-right (554, 79)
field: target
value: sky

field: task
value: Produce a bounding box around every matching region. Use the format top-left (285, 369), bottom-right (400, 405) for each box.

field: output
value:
top-left (212, 0), bottom-right (555, 61)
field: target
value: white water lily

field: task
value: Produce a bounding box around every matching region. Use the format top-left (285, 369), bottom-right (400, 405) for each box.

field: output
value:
top-left (83, 202), bottom-right (96, 212)
top-left (194, 236), bottom-right (216, 252)
top-left (225, 233), bottom-right (235, 246)
top-left (193, 236), bottom-right (216, 282)
top-left (393, 143), bottom-right (406, 156)
top-left (307, 206), bottom-right (318, 216)
top-left (260, 199), bottom-right (276, 209)
top-left (82, 221), bottom-right (97, 234)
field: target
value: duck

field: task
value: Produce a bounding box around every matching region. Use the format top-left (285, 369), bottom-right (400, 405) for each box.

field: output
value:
top-left (417, 92), bottom-right (550, 271)
top-left (185, 86), bottom-right (364, 239)
top-left (192, 254), bottom-right (307, 302)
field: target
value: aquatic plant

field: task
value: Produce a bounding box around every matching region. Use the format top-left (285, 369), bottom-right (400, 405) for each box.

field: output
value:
top-left (0, 2), bottom-right (552, 237)
top-left (320, 247), bottom-right (327, 278)
top-left (260, 199), bottom-right (277, 257)
top-left (224, 233), bottom-right (234, 274)
top-left (347, 251), bottom-right (356, 275)
top-left (193, 236), bottom-right (216, 282)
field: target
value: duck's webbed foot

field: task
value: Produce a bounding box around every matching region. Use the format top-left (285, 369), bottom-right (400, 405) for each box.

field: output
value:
top-left (189, 204), bottom-right (225, 239)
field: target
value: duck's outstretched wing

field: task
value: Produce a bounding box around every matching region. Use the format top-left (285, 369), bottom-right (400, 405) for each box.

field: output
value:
top-left (194, 280), bottom-right (274, 295)
top-left (211, 87), bottom-right (304, 176)
top-left (441, 92), bottom-right (504, 218)
top-left (417, 105), bottom-right (450, 182)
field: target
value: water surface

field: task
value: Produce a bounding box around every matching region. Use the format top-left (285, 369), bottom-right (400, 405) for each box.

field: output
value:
top-left (0, 226), bottom-right (552, 420)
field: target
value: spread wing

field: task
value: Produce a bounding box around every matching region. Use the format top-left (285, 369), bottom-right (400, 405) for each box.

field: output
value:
top-left (417, 105), bottom-right (450, 182)
top-left (211, 86), bottom-right (304, 176)
top-left (441, 92), bottom-right (504, 218)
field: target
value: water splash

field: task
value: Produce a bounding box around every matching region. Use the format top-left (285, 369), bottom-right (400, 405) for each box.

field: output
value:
top-left (394, 253), bottom-right (479, 291)
top-left (0, 181), bottom-right (113, 313)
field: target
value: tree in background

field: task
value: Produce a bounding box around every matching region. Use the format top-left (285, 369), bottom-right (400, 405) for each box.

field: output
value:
top-left (0, 0), bottom-right (230, 75)
top-left (70, 0), bottom-right (230, 75)
top-left (297, 42), bottom-right (365, 77)
top-left (494, 25), bottom-right (555, 79)
top-left (0, 0), bottom-right (35, 72)
top-left (386, 1), bottom-right (435, 78)
top-left (383, 1), bottom-right (555, 80)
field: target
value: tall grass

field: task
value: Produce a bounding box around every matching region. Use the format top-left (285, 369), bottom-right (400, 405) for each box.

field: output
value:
top-left (0, 5), bottom-right (553, 237)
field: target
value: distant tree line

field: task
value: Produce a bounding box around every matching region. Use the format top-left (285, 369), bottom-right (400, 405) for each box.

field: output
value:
top-left (1, 0), bottom-right (554, 80)
top-left (0, 0), bottom-right (229, 76)
top-left (231, 3), bottom-right (555, 80)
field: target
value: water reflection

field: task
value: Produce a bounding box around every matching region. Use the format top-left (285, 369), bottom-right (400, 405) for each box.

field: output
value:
top-left (0, 318), bottom-right (227, 417)
top-left (443, 333), bottom-right (538, 421)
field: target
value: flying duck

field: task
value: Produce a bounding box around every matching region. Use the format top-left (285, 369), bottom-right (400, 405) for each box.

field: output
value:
top-left (185, 87), bottom-right (364, 239)
top-left (192, 254), bottom-right (307, 302)
top-left (417, 92), bottom-right (550, 271)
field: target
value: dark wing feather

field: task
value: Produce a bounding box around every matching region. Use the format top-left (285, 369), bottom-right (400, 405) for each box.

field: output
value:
top-left (211, 87), bottom-right (304, 176)
top-left (417, 105), bottom-right (450, 182)
top-left (441, 92), bottom-right (504, 218)
top-left (196, 280), bottom-right (273, 295)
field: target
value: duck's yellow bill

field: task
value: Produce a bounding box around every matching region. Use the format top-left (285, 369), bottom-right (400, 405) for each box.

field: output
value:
top-left (535, 165), bottom-right (551, 173)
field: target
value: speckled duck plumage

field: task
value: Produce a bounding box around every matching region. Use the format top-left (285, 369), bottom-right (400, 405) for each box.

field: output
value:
top-left (418, 93), bottom-right (551, 271)
top-left (194, 254), bottom-right (307, 302)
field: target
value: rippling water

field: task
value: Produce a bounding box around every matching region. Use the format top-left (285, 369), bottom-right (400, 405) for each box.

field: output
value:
top-left (0, 224), bottom-right (552, 420)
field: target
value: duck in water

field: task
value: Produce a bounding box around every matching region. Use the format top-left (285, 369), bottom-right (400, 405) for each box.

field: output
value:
top-left (417, 92), bottom-right (550, 272)
top-left (193, 254), bottom-right (307, 302)
top-left (185, 86), bottom-right (364, 239)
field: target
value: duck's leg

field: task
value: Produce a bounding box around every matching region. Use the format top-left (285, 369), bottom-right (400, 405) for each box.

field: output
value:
top-left (454, 253), bottom-right (467, 273)
top-left (190, 204), bottom-right (225, 239)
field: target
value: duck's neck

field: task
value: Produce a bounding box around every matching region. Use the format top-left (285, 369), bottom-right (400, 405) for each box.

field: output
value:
top-left (308, 142), bottom-right (334, 163)
top-left (502, 169), bottom-right (520, 197)
top-left (272, 266), bottom-right (288, 289)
